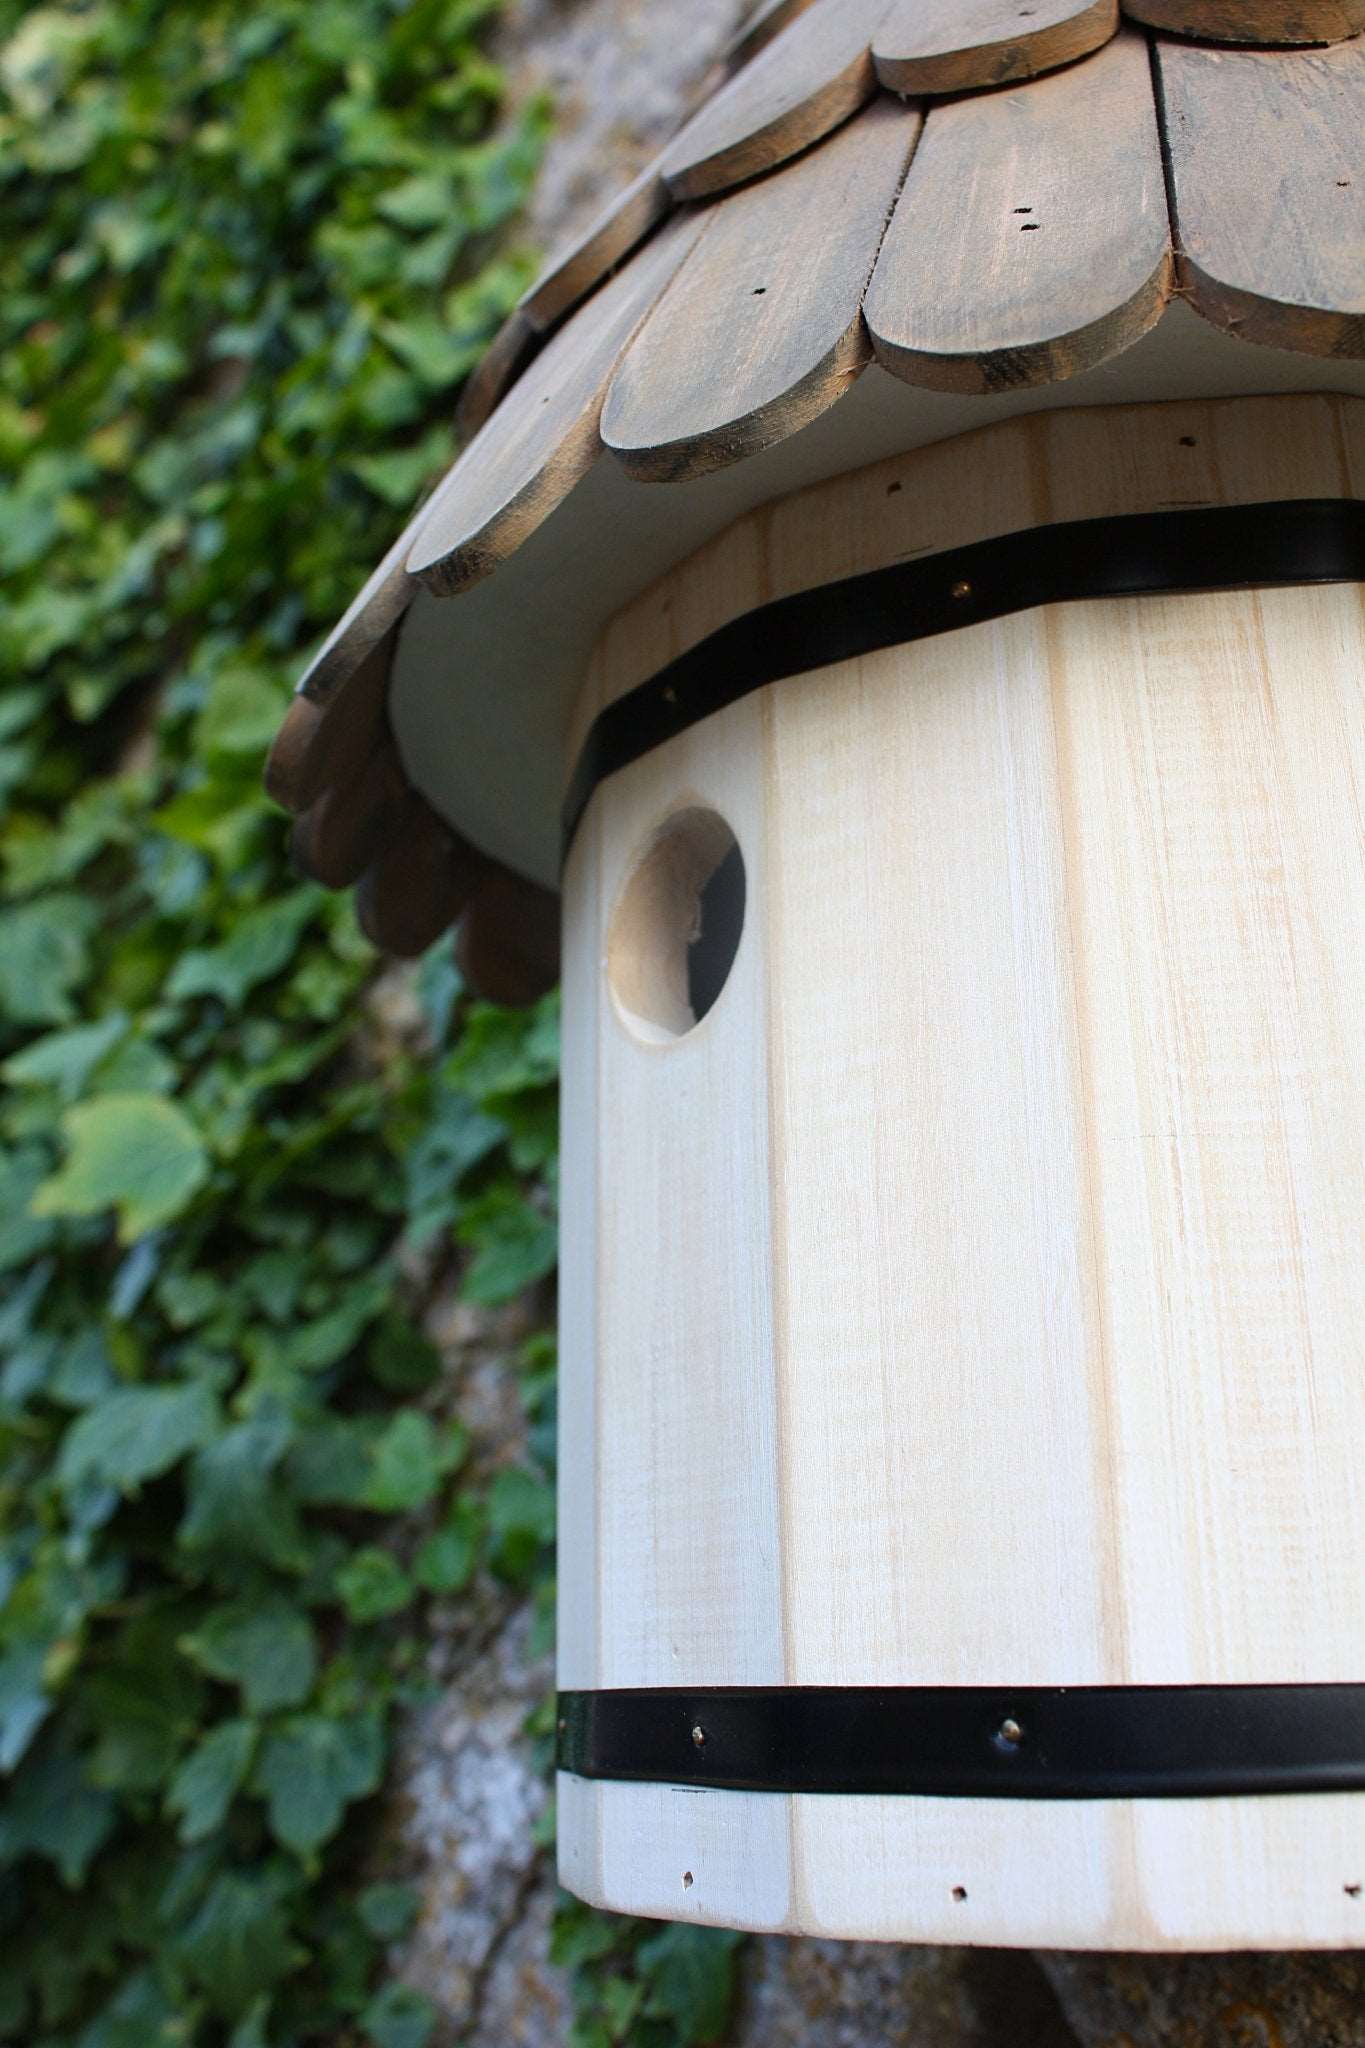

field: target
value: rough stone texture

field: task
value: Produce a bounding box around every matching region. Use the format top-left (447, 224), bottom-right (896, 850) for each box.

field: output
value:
top-left (1041, 1952), bottom-right (1365, 2048)
top-left (737, 1939), bottom-right (1081, 2047)
top-left (491, 0), bottom-right (741, 250)
top-left (380, 3), bottom-right (1365, 2041)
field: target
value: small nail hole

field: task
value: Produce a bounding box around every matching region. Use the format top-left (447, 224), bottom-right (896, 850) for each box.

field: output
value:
top-left (1013, 205), bottom-right (1033, 214)
top-left (1337, 179), bottom-right (1351, 188)
top-left (1346, 1883), bottom-right (1361, 1898)
top-left (1020, 222), bottom-right (1040, 231)
top-left (682, 1871), bottom-right (694, 1889)
top-left (1179, 435), bottom-right (1197, 447)
top-left (952, 1885), bottom-right (968, 1902)
top-left (752, 286), bottom-right (767, 295)
top-left (886, 480), bottom-right (903, 495)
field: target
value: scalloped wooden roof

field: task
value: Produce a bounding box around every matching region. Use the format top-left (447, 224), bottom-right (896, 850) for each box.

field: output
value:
top-left (267, 0), bottom-right (1365, 984)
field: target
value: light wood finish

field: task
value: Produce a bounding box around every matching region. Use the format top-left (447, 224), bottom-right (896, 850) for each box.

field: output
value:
top-left (518, 161), bottom-right (671, 335)
top-left (873, 0), bottom-right (1118, 96)
top-left (407, 214), bottom-right (704, 597)
top-left (726, 0), bottom-right (820, 70)
top-left (354, 795), bottom-right (486, 957)
top-left (558, 394), bottom-right (1365, 1946)
top-left (1126, 0), bottom-right (1365, 40)
top-left (266, 630), bottom-right (393, 813)
top-left (603, 101), bottom-right (918, 482)
top-left (454, 307), bottom-right (537, 441)
top-left (1159, 38), bottom-right (1365, 360)
top-left (658, 0), bottom-right (888, 203)
top-left (866, 31), bottom-right (1171, 392)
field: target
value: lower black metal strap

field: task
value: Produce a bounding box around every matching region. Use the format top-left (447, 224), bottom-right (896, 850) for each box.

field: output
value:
top-left (556, 1685), bottom-right (1365, 1799)
top-left (561, 497), bottom-right (1365, 865)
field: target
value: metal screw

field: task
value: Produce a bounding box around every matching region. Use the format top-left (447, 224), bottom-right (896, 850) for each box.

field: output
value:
top-left (691, 1724), bottom-right (707, 1749)
top-left (997, 1716), bottom-right (1023, 1748)
top-left (951, 579), bottom-right (973, 600)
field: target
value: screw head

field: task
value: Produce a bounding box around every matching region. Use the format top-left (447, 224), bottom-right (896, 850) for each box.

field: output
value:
top-left (951, 579), bottom-right (973, 600)
top-left (996, 1716), bottom-right (1024, 1750)
top-left (691, 1724), bottom-right (707, 1749)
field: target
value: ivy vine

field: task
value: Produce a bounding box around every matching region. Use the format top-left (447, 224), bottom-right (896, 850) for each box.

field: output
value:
top-left (0, 1), bottom-right (741, 2042)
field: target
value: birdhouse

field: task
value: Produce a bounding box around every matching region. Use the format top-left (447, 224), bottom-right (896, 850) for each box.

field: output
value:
top-left (267, 0), bottom-right (1365, 1951)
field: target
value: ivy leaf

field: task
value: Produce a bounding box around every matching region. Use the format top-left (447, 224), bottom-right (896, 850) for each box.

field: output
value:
top-left (637, 1925), bottom-right (744, 2047)
top-left (165, 891), bottom-right (320, 1008)
top-left (455, 1183), bottom-right (557, 1306)
top-left (334, 1547), bottom-right (413, 1623)
top-left (412, 1499), bottom-right (481, 1597)
top-left (182, 1599), bottom-right (317, 1715)
top-left (360, 1411), bottom-right (465, 1512)
top-left (361, 1981), bottom-right (437, 2048)
top-left (0, 1746), bottom-right (116, 1884)
top-left (165, 1719), bottom-right (258, 1844)
top-left (255, 1711), bottom-right (384, 1857)
top-left (1, 1011), bottom-right (128, 1100)
top-left (0, 1642), bottom-right (52, 1772)
top-left (57, 1382), bottom-right (220, 1494)
top-left (487, 1466), bottom-right (555, 1580)
top-left (176, 1871), bottom-right (297, 2019)
top-left (179, 1403), bottom-right (306, 1569)
top-left (33, 1092), bottom-right (210, 1241)
top-left (0, 892), bottom-right (98, 1026)
top-left (357, 1881), bottom-right (420, 1943)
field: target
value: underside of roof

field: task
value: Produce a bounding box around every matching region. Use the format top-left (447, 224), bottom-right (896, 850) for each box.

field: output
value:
top-left (266, 0), bottom-right (1365, 975)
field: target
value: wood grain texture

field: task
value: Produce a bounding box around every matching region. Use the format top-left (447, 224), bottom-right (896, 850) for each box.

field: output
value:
top-left (354, 794), bottom-right (486, 957)
top-left (1124, 0), bottom-right (1365, 41)
top-left (290, 735), bottom-right (408, 889)
top-left (265, 630), bottom-right (393, 814)
top-left (454, 867), bottom-right (561, 1005)
top-left (865, 29), bottom-right (1171, 392)
top-left (518, 160), bottom-right (672, 335)
top-left (725, 0), bottom-right (820, 69)
top-left (454, 307), bottom-right (537, 441)
top-left (603, 101), bottom-right (918, 481)
top-left (407, 213), bottom-right (704, 597)
top-left (658, 0), bottom-right (889, 203)
top-left (873, 0), bottom-right (1118, 95)
top-left (1158, 37), bottom-right (1365, 359)
top-left (560, 394), bottom-right (1365, 1946)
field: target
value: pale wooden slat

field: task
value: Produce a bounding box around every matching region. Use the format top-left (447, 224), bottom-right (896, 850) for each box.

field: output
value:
top-left (865, 29), bottom-right (1171, 392)
top-left (1158, 38), bottom-right (1365, 359)
top-left (725, 0), bottom-right (820, 69)
top-left (354, 796), bottom-right (486, 957)
top-left (1125, 0), bottom-right (1365, 41)
top-left (518, 160), bottom-right (671, 335)
top-left (454, 307), bottom-right (537, 441)
top-left (602, 100), bottom-right (919, 482)
top-left (563, 394), bottom-right (1365, 1946)
top-left (658, 0), bottom-right (889, 203)
top-left (873, 0), bottom-right (1118, 95)
top-left (406, 212), bottom-right (704, 597)
top-left (265, 630), bottom-right (393, 813)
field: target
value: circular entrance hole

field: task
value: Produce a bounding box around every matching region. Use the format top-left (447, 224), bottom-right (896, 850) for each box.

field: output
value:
top-left (607, 808), bottom-right (745, 1042)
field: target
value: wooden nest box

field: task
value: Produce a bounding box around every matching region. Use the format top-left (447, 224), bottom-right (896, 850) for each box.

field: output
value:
top-left (268, 0), bottom-right (1365, 1950)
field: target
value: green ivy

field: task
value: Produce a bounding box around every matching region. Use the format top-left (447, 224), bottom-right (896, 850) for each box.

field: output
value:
top-left (0, 1), bottom-right (742, 2041)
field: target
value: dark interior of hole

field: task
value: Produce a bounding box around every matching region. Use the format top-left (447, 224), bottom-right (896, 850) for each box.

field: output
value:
top-left (687, 841), bottom-right (745, 1024)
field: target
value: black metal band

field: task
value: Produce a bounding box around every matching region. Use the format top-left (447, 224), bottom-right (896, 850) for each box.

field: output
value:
top-left (556, 1685), bottom-right (1365, 1799)
top-left (561, 497), bottom-right (1365, 864)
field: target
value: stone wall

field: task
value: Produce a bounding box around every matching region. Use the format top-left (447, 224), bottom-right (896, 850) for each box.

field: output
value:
top-left (384, 5), bottom-right (1365, 2040)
